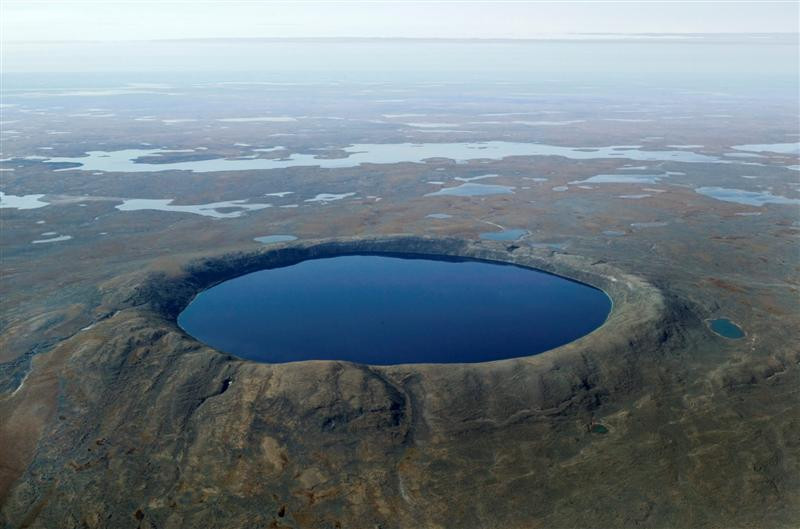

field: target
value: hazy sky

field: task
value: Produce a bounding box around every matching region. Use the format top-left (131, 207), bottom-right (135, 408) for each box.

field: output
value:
top-left (2, 1), bottom-right (798, 42)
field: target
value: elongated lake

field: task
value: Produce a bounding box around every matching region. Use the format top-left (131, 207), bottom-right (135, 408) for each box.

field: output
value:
top-left (26, 142), bottom-right (720, 173)
top-left (177, 255), bottom-right (611, 364)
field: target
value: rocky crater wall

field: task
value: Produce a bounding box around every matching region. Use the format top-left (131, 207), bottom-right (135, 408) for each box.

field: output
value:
top-left (2, 236), bottom-right (707, 529)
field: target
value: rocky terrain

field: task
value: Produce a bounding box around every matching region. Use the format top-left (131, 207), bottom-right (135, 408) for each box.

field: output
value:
top-left (1, 235), bottom-right (798, 528)
top-left (1, 61), bottom-right (799, 527)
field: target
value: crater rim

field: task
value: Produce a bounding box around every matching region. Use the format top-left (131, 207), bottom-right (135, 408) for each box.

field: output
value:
top-left (132, 235), bottom-right (667, 368)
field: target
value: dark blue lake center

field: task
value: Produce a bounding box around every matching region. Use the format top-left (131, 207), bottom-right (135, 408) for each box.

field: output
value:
top-left (709, 318), bottom-right (745, 339)
top-left (177, 255), bottom-right (612, 364)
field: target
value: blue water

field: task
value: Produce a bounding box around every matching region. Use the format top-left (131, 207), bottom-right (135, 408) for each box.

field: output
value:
top-left (177, 255), bottom-right (611, 364)
top-left (709, 318), bottom-right (745, 339)
top-left (254, 235), bottom-right (298, 244)
top-left (425, 182), bottom-right (515, 197)
top-left (480, 229), bottom-right (528, 241)
top-left (571, 174), bottom-right (664, 184)
top-left (23, 142), bottom-right (721, 174)
top-left (695, 187), bottom-right (800, 207)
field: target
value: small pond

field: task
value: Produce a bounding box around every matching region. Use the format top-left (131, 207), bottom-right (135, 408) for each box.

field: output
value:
top-left (254, 235), bottom-right (298, 244)
top-left (479, 229), bottom-right (528, 241)
top-left (709, 318), bottom-right (745, 339)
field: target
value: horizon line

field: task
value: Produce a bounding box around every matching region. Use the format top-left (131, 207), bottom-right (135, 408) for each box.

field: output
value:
top-left (4, 32), bottom-right (799, 44)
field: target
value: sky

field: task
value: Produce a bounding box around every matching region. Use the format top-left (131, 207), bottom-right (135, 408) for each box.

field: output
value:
top-left (2, 1), bottom-right (799, 42)
top-left (2, 1), bottom-right (797, 75)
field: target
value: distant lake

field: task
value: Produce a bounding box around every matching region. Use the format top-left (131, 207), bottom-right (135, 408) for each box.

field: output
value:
top-left (480, 229), bottom-right (528, 241)
top-left (426, 182), bottom-right (515, 197)
top-left (695, 187), bottom-right (800, 207)
top-left (178, 255), bottom-right (611, 364)
top-left (29, 142), bottom-right (721, 174)
top-left (254, 235), bottom-right (298, 244)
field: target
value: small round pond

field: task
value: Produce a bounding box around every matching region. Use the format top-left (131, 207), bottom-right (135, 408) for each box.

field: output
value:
top-left (177, 254), bottom-right (612, 364)
top-left (709, 318), bottom-right (745, 339)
